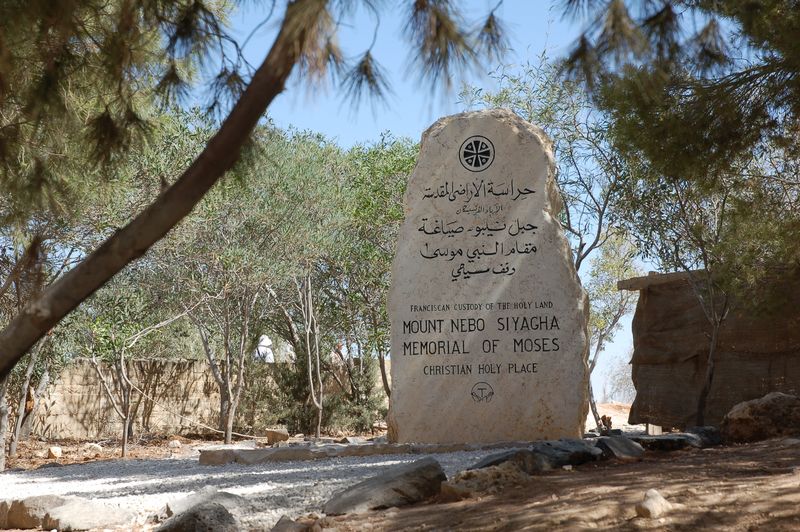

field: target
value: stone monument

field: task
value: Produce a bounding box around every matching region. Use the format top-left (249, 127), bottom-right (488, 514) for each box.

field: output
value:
top-left (388, 109), bottom-right (589, 444)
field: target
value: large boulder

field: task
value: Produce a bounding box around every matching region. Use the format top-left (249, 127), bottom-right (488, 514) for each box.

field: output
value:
top-left (323, 457), bottom-right (446, 515)
top-left (42, 499), bottom-right (135, 531)
top-left (1, 495), bottom-right (133, 531)
top-left (7, 495), bottom-right (68, 529)
top-left (721, 392), bottom-right (800, 443)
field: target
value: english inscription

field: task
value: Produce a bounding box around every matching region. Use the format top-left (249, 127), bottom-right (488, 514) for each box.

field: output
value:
top-left (388, 109), bottom-right (589, 444)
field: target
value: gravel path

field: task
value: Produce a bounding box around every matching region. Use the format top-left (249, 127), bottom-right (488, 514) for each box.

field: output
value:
top-left (0, 447), bottom-right (501, 529)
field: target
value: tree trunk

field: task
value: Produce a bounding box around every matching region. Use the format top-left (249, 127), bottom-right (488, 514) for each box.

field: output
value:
top-left (225, 403), bottom-right (236, 444)
top-left (219, 392), bottom-right (232, 443)
top-left (10, 343), bottom-right (42, 458)
top-left (122, 401), bottom-right (131, 458)
top-left (0, 0), bottom-right (318, 379)
top-left (378, 354), bottom-right (391, 399)
top-left (19, 366), bottom-right (49, 441)
top-left (588, 378), bottom-right (602, 432)
top-left (587, 335), bottom-right (605, 430)
top-left (696, 320), bottom-right (721, 427)
top-left (0, 377), bottom-right (9, 470)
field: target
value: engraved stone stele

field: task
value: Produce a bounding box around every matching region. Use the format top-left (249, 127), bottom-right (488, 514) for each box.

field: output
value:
top-left (387, 109), bottom-right (589, 444)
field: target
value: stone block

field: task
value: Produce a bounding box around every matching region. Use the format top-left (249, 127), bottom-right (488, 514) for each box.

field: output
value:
top-left (323, 457), bottom-right (446, 515)
top-left (389, 109), bottom-right (589, 444)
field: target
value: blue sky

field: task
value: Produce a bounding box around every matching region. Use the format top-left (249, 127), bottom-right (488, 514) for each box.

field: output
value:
top-left (228, 0), bottom-right (635, 403)
top-left (229, 1), bottom-right (583, 146)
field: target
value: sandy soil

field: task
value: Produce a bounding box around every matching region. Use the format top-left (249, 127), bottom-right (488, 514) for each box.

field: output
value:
top-left (317, 438), bottom-right (800, 531)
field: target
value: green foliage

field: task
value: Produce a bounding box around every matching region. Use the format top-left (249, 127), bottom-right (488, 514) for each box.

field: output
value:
top-left (566, 0), bottom-right (800, 293)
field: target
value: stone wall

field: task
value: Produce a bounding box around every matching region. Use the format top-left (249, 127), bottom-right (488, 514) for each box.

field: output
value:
top-left (622, 273), bottom-right (800, 428)
top-left (32, 359), bottom-right (220, 439)
top-left (31, 358), bottom-right (393, 440)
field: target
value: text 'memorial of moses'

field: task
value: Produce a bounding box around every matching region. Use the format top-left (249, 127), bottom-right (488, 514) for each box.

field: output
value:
top-left (388, 109), bottom-right (589, 444)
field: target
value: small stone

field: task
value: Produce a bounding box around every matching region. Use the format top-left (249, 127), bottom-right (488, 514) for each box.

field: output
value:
top-left (337, 436), bottom-right (366, 444)
top-left (83, 443), bottom-right (103, 452)
top-left (562, 464), bottom-right (573, 471)
top-left (168, 440), bottom-right (182, 449)
top-left (685, 426), bottom-right (722, 447)
top-left (157, 502), bottom-right (238, 532)
top-left (47, 446), bottom-right (62, 459)
top-left (628, 434), bottom-right (701, 452)
top-left (271, 515), bottom-right (309, 531)
top-left (635, 489), bottom-right (672, 519)
top-left (165, 487), bottom-right (247, 517)
top-left (264, 428), bottom-right (290, 444)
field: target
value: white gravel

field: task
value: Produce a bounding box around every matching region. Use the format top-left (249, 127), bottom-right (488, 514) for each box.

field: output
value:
top-left (0, 447), bottom-right (502, 529)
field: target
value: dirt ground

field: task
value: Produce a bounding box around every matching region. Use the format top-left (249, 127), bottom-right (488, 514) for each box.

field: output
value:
top-left (4, 434), bottom-right (207, 470)
top-left (7, 404), bottom-right (800, 531)
top-left (317, 438), bottom-right (800, 531)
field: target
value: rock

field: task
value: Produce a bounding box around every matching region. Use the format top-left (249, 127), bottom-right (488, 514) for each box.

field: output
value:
top-left (83, 442), bottom-right (103, 452)
top-left (271, 515), bottom-right (310, 531)
top-left (388, 109), bottom-right (589, 445)
top-left (337, 436), bottom-right (366, 444)
top-left (265, 428), bottom-right (290, 444)
top-left (168, 440), bottom-right (182, 449)
top-left (441, 461), bottom-right (530, 501)
top-left (323, 457), bottom-right (446, 515)
top-left (7, 495), bottom-right (69, 529)
top-left (721, 392), bottom-right (800, 443)
top-left (529, 439), bottom-right (603, 468)
top-left (47, 446), bottom-right (62, 459)
top-left (595, 436), bottom-right (645, 461)
top-left (43, 499), bottom-right (135, 530)
top-left (469, 449), bottom-right (553, 474)
top-left (157, 502), bottom-right (238, 532)
top-left (635, 489), bottom-right (672, 518)
top-left (685, 426), bottom-right (722, 447)
top-left (3, 496), bottom-right (132, 530)
top-left (371, 436), bottom-right (388, 444)
top-left (0, 500), bottom-right (8, 529)
top-left (628, 434), bottom-right (702, 451)
top-left (165, 487), bottom-right (248, 517)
